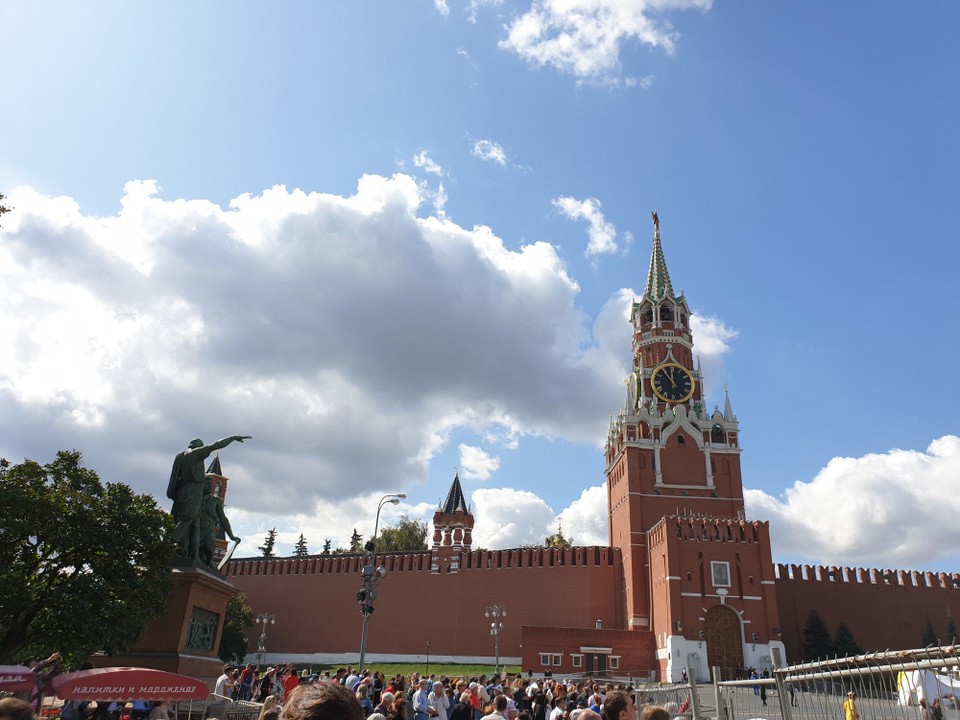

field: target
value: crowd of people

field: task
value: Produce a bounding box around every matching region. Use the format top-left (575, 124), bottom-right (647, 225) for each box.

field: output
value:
top-left (209, 666), bottom-right (686, 720)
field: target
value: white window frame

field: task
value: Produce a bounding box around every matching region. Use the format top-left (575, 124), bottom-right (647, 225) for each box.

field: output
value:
top-left (609, 656), bottom-right (620, 670)
top-left (552, 654), bottom-right (562, 667)
top-left (540, 653), bottom-right (551, 666)
top-left (571, 654), bottom-right (583, 668)
top-left (711, 560), bottom-right (731, 588)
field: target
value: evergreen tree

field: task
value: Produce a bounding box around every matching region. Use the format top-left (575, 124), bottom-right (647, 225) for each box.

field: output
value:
top-left (947, 615), bottom-right (958, 644)
top-left (322, 539), bottom-right (332, 554)
top-left (376, 516), bottom-right (429, 552)
top-left (349, 528), bottom-right (363, 553)
top-left (294, 534), bottom-right (309, 557)
top-left (802, 610), bottom-right (834, 661)
top-left (259, 528), bottom-right (277, 558)
top-left (833, 621), bottom-right (863, 657)
top-left (922, 619), bottom-right (938, 647)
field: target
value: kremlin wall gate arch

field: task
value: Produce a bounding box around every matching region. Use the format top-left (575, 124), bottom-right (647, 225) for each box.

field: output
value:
top-left (705, 605), bottom-right (744, 679)
top-left (224, 213), bottom-right (960, 680)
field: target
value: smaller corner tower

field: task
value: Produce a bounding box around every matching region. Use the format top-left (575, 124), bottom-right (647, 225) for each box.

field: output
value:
top-left (431, 472), bottom-right (474, 573)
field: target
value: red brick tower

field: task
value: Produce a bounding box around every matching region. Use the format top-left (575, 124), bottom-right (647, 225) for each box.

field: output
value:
top-left (605, 213), bottom-right (782, 680)
top-left (206, 454), bottom-right (230, 564)
top-left (430, 472), bottom-right (474, 574)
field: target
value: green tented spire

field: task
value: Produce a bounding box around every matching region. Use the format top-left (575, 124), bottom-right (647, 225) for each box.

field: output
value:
top-left (643, 210), bottom-right (675, 301)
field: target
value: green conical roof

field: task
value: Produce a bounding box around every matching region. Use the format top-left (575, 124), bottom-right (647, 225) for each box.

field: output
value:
top-left (643, 211), bottom-right (675, 301)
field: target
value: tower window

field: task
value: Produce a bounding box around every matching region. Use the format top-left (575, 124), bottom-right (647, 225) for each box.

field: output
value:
top-left (677, 435), bottom-right (685, 446)
top-left (659, 305), bottom-right (672, 321)
top-left (712, 425), bottom-right (725, 443)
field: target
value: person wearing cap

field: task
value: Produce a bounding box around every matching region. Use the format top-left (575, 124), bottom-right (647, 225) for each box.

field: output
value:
top-left (843, 692), bottom-right (858, 720)
top-left (215, 665), bottom-right (234, 697)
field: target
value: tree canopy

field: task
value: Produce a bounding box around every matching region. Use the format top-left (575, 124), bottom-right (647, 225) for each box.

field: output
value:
top-left (376, 516), bottom-right (429, 553)
top-left (0, 193), bottom-right (10, 228)
top-left (259, 528), bottom-right (277, 558)
top-left (0, 451), bottom-right (174, 664)
top-left (294, 534), bottom-right (309, 557)
top-left (833, 621), bottom-right (863, 657)
top-left (218, 593), bottom-right (254, 664)
top-left (802, 610), bottom-right (834, 661)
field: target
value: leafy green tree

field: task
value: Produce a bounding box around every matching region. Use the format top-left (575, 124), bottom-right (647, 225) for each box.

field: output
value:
top-left (294, 534), bottom-right (309, 557)
top-left (802, 610), bottom-right (834, 661)
top-left (833, 621), bottom-right (863, 657)
top-left (376, 516), bottom-right (429, 552)
top-left (322, 539), bottom-right (332, 554)
top-left (218, 593), bottom-right (254, 664)
top-left (0, 451), bottom-right (174, 664)
top-left (259, 528), bottom-right (277, 558)
top-left (947, 615), bottom-right (957, 644)
top-left (922, 619), bottom-right (938, 647)
top-left (0, 193), bottom-right (10, 228)
top-left (349, 529), bottom-right (363, 553)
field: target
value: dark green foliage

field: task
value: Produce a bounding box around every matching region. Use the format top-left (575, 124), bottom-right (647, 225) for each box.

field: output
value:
top-left (376, 516), bottom-right (428, 553)
top-left (322, 539), bottom-right (332, 554)
top-left (922, 619), bottom-right (938, 647)
top-left (294, 534), bottom-right (309, 557)
top-left (349, 529), bottom-right (363, 553)
top-left (259, 528), bottom-right (277, 558)
top-left (0, 193), bottom-right (10, 227)
top-left (802, 610), bottom-right (834, 661)
top-left (833, 621), bottom-right (863, 657)
top-left (0, 451), bottom-right (174, 664)
top-left (218, 593), bottom-right (254, 664)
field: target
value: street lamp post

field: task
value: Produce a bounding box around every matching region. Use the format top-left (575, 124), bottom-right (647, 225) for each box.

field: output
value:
top-left (357, 492), bottom-right (406, 673)
top-left (485, 605), bottom-right (506, 674)
top-left (255, 613), bottom-right (276, 670)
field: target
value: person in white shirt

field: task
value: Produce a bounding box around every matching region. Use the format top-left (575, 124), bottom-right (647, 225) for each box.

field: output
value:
top-left (429, 680), bottom-right (451, 720)
top-left (549, 697), bottom-right (567, 720)
top-left (214, 665), bottom-right (233, 697)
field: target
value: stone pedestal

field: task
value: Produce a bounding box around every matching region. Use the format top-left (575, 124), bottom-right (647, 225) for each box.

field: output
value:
top-left (95, 565), bottom-right (235, 688)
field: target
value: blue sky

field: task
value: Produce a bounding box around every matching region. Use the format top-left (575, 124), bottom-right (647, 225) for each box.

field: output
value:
top-left (2, 1), bottom-right (958, 570)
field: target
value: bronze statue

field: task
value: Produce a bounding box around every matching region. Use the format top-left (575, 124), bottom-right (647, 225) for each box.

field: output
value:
top-left (199, 475), bottom-right (241, 568)
top-left (167, 435), bottom-right (250, 565)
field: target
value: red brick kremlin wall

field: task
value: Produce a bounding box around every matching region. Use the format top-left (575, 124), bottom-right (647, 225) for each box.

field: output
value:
top-left (224, 546), bottom-right (625, 667)
top-left (774, 564), bottom-right (960, 659)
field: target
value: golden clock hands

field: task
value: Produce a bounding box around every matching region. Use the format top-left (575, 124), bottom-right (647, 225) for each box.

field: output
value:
top-left (666, 368), bottom-right (677, 388)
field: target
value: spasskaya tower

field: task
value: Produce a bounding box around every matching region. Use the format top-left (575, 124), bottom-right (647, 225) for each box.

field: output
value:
top-left (605, 212), bottom-right (746, 632)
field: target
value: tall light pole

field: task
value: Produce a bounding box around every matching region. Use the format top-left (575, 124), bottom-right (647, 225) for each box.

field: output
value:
top-left (255, 613), bottom-right (276, 670)
top-left (485, 605), bottom-right (506, 674)
top-left (357, 492), bottom-right (406, 673)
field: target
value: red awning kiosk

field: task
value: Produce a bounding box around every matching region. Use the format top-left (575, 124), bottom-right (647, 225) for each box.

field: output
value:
top-left (50, 667), bottom-right (208, 702)
top-left (0, 666), bottom-right (37, 693)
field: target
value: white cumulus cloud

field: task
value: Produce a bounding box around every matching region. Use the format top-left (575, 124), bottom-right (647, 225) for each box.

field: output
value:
top-left (746, 436), bottom-right (960, 568)
top-left (472, 139), bottom-right (509, 166)
top-left (458, 443), bottom-right (501, 481)
top-left (500, 0), bottom-right (712, 84)
top-left (553, 195), bottom-right (618, 256)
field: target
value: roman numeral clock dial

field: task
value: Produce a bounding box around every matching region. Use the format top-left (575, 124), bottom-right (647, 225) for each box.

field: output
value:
top-left (651, 362), bottom-right (695, 403)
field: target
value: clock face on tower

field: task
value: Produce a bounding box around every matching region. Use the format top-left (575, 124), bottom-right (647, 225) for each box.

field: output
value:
top-left (650, 362), bottom-right (695, 403)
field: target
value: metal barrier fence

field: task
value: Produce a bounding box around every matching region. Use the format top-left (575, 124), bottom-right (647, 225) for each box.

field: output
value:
top-left (713, 646), bottom-right (960, 720)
